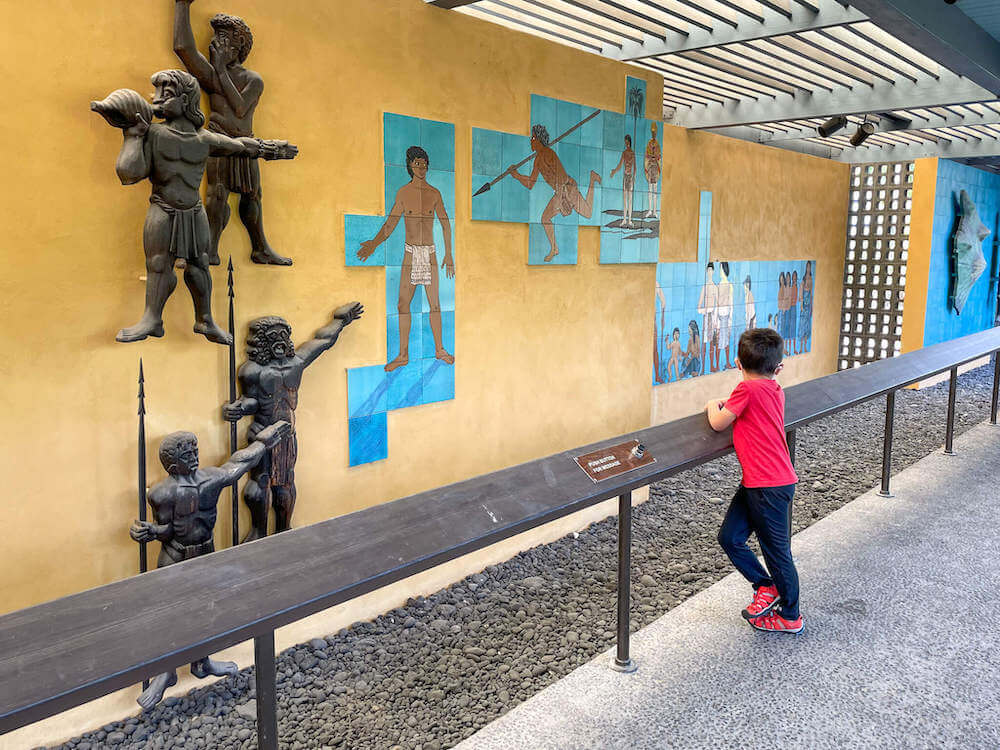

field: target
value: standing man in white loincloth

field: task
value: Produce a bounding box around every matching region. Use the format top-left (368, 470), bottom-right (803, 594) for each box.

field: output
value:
top-left (716, 261), bottom-right (734, 370)
top-left (358, 146), bottom-right (455, 371)
top-left (697, 262), bottom-right (719, 374)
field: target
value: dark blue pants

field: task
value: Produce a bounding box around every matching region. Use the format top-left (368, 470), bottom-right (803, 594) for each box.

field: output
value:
top-left (717, 484), bottom-right (800, 619)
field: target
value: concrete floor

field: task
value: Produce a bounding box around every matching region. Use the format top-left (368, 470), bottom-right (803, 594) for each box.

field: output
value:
top-left (457, 422), bottom-right (1000, 750)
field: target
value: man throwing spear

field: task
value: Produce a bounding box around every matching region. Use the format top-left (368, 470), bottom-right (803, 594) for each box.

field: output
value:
top-left (506, 124), bottom-right (601, 263)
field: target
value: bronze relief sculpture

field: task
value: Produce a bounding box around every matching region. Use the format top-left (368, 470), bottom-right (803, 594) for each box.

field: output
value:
top-left (128, 421), bottom-right (290, 709)
top-left (223, 303), bottom-right (364, 541)
top-left (173, 0), bottom-right (295, 266)
top-left (91, 70), bottom-right (297, 344)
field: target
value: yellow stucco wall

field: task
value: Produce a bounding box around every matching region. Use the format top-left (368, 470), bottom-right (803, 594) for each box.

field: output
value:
top-left (901, 157), bottom-right (938, 354)
top-left (0, 0), bottom-right (848, 615)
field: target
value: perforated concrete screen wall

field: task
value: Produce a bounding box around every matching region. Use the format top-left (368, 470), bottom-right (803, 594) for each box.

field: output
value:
top-left (839, 162), bottom-right (914, 370)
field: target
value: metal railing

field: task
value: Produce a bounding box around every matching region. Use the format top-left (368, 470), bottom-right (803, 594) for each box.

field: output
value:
top-left (2, 328), bottom-right (999, 749)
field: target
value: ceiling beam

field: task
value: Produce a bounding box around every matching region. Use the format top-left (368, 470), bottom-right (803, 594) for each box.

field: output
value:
top-left (711, 109), bottom-right (1000, 143)
top-left (833, 134), bottom-right (1000, 163)
top-left (423, 0), bottom-right (484, 8)
top-left (845, 0), bottom-right (1000, 96)
top-left (602, 0), bottom-right (865, 62)
top-left (670, 71), bottom-right (995, 129)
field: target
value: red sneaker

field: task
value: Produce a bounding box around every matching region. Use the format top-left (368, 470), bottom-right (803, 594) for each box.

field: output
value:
top-left (741, 584), bottom-right (780, 620)
top-left (747, 610), bottom-right (804, 634)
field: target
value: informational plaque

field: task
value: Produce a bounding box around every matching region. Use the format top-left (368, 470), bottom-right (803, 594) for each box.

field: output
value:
top-left (575, 439), bottom-right (655, 483)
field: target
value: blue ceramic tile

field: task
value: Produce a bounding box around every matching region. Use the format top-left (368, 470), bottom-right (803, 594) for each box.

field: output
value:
top-left (344, 214), bottom-right (386, 267)
top-left (599, 230), bottom-right (622, 264)
top-left (420, 358), bottom-right (455, 404)
top-left (620, 237), bottom-right (641, 264)
top-left (387, 312), bottom-right (421, 364)
top-left (603, 111), bottom-right (624, 151)
top-left (385, 229), bottom-right (405, 267)
top-left (387, 361), bottom-right (423, 410)
top-left (626, 76), bottom-right (647, 117)
top-left (529, 179), bottom-right (550, 224)
top-left (384, 165), bottom-right (411, 216)
top-left (528, 222), bottom-right (577, 265)
top-left (530, 95), bottom-right (558, 135)
top-left (347, 365), bottom-right (388, 418)
top-left (471, 173), bottom-right (503, 221)
top-left (603, 145), bottom-right (626, 190)
top-left (348, 413), bottom-right (388, 467)
top-left (556, 142), bottom-right (582, 185)
top-left (420, 310), bottom-right (455, 359)
top-left (640, 237), bottom-right (658, 264)
top-left (428, 169), bottom-right (456, 214)
top-left (556, 99), bottom-right (583, 145)
top-left (501, 173), bottom-right (531, 223)
top-left (436, 269), bottom-right (456, 313)
top-left (502, 133), bottom-right (531, 175)
top-left (580, 108), bottom-right (603, 148)
top-left (472, 128), bottom-right (503, 176)
top-left (383, 113), bottom-right (420, 167)
top-left (420, 119), bottom-right (455, 173)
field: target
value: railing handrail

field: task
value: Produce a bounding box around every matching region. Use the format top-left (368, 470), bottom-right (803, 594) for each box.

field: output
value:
top-left (3, 326), bottom-right (1000, 735)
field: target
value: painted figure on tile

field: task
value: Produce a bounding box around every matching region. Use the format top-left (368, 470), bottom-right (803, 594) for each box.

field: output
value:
top-left (506, 124), bottom-right (602, 262)
top-left (667, 327), bottom-right (682, 382)
top-left (679, 320), bottom-right (702, 379)
top-left (788, 270), bottom-right (800, 354)
top-left (654, 286), bottom-right (667, 384)
top-left (777, 272), bottom-right (788, 350)
top-left (223, 303), bottom-right (364, 541)
top-left (91, 70), bottom-right (297, 345)
top-left (697, 262), bottom-right (718, 374)
top-left (173, 0), bottom-right (295, 266)
top-left (359, 147), bottom-right (455, 370)
top-left (644, 122), bottom-right (661, 219)
top-left (717, 261), bottom-right (734, 370)
top-left (798, 261), bottom-right (813, 353)
top-left (744, 275), bottom-right (756, 330)
top-left (128, 420), bottom-right (291, 709)
top-left (611, 135), bottom-right (636, 228)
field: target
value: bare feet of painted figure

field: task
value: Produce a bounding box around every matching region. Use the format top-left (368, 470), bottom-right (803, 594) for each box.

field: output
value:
top-left (358, 145), bottom-right (455, 369)
top-left (508, 124), bottom-right (601, 263)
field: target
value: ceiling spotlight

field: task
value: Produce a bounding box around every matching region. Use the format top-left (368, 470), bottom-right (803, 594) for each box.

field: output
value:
top-left (817, 115), bottom-right (848, 138)
top-left (850, 118), bottom-right (877, 147)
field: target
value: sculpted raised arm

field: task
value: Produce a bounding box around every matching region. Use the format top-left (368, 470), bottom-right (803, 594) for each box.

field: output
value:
top-left (173, 0), bottom-right (216, 90)
top-left (297, 303), bottom-right (365, 366)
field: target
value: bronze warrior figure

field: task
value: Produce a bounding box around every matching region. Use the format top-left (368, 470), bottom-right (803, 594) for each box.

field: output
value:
top-left (128, 421), bottom-right (290, 710)
top-left (173, 0), bottom-right (296, 266)
top-left (91, 70), bottom-right (297, 345)
top-left (223, 303), bottom-right (364, 541)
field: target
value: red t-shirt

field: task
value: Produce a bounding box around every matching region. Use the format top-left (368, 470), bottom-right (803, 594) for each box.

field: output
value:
top-left (724, 378), bottom-right (798, 488)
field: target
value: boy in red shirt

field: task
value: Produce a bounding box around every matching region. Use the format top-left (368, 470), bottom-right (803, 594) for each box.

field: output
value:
top-left (705, 328), bottom-right (803, 633)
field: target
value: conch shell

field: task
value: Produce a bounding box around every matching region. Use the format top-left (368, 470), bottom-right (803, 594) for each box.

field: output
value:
top-left (90, 88), bottom-right (153, 129)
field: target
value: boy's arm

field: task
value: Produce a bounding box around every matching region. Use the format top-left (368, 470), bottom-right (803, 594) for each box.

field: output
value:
top-left (705, 400), bottom-right (737, 432)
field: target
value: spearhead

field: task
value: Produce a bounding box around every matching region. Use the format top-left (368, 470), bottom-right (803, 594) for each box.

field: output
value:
top-left (137, 359), bottom-right (146, 416)
top-left (227, 256), bottom-right (235, 300)
top-left (473, 181), bottom-right (492, 197)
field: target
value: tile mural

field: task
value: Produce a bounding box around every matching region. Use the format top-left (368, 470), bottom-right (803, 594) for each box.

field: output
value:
top-left (343, 113), bottom-right (457, 466)
top-left (472, 76), bottom-right (662, 265)
top-left (653, 191), bottom-right (815, 385)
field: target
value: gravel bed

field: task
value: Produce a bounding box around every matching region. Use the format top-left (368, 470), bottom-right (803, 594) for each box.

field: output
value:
top-left (48, 364), bottom-right (996, 750)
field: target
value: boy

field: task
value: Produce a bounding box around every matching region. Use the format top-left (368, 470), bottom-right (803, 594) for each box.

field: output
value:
top-left (705, 328), bottom-right (802, 633)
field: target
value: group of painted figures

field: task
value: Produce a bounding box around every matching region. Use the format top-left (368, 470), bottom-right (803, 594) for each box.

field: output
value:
top-left (655, 261), bottom-right (813, 384)
top-left (92, 0), bottom-right (363, 709)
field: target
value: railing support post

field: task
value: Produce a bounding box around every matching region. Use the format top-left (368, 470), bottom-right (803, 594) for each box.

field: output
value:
top-left (786, 429), bottom-right (797, 466)
top-left (612, 491), bottom-right (637, 673)
top-left (254, 632), bottom-right (279, 750)
top-left (944, 366), bottom-right (958, 455)
top-left (991, 353), bottom-right (1000, 425)
top-left (878, 391), bottom-right (895, 497)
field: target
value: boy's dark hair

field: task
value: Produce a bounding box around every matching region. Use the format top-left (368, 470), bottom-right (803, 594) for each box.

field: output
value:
top-left (738, 328), bottom-right (784, 375)
top-left (706, 262), bottom-right (714, 270)
top-left (405, 146), bottom-right (430, 177)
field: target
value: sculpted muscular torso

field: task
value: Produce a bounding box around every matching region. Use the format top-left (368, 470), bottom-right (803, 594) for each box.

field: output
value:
top-left (224, 303), bottom-right (364, 541)
top-left (173, 0), bottom-right (293, 266)
top-left (128, 421), bottom-right (289, 710)
top-left (100, 69), bottom-right (296, 344)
